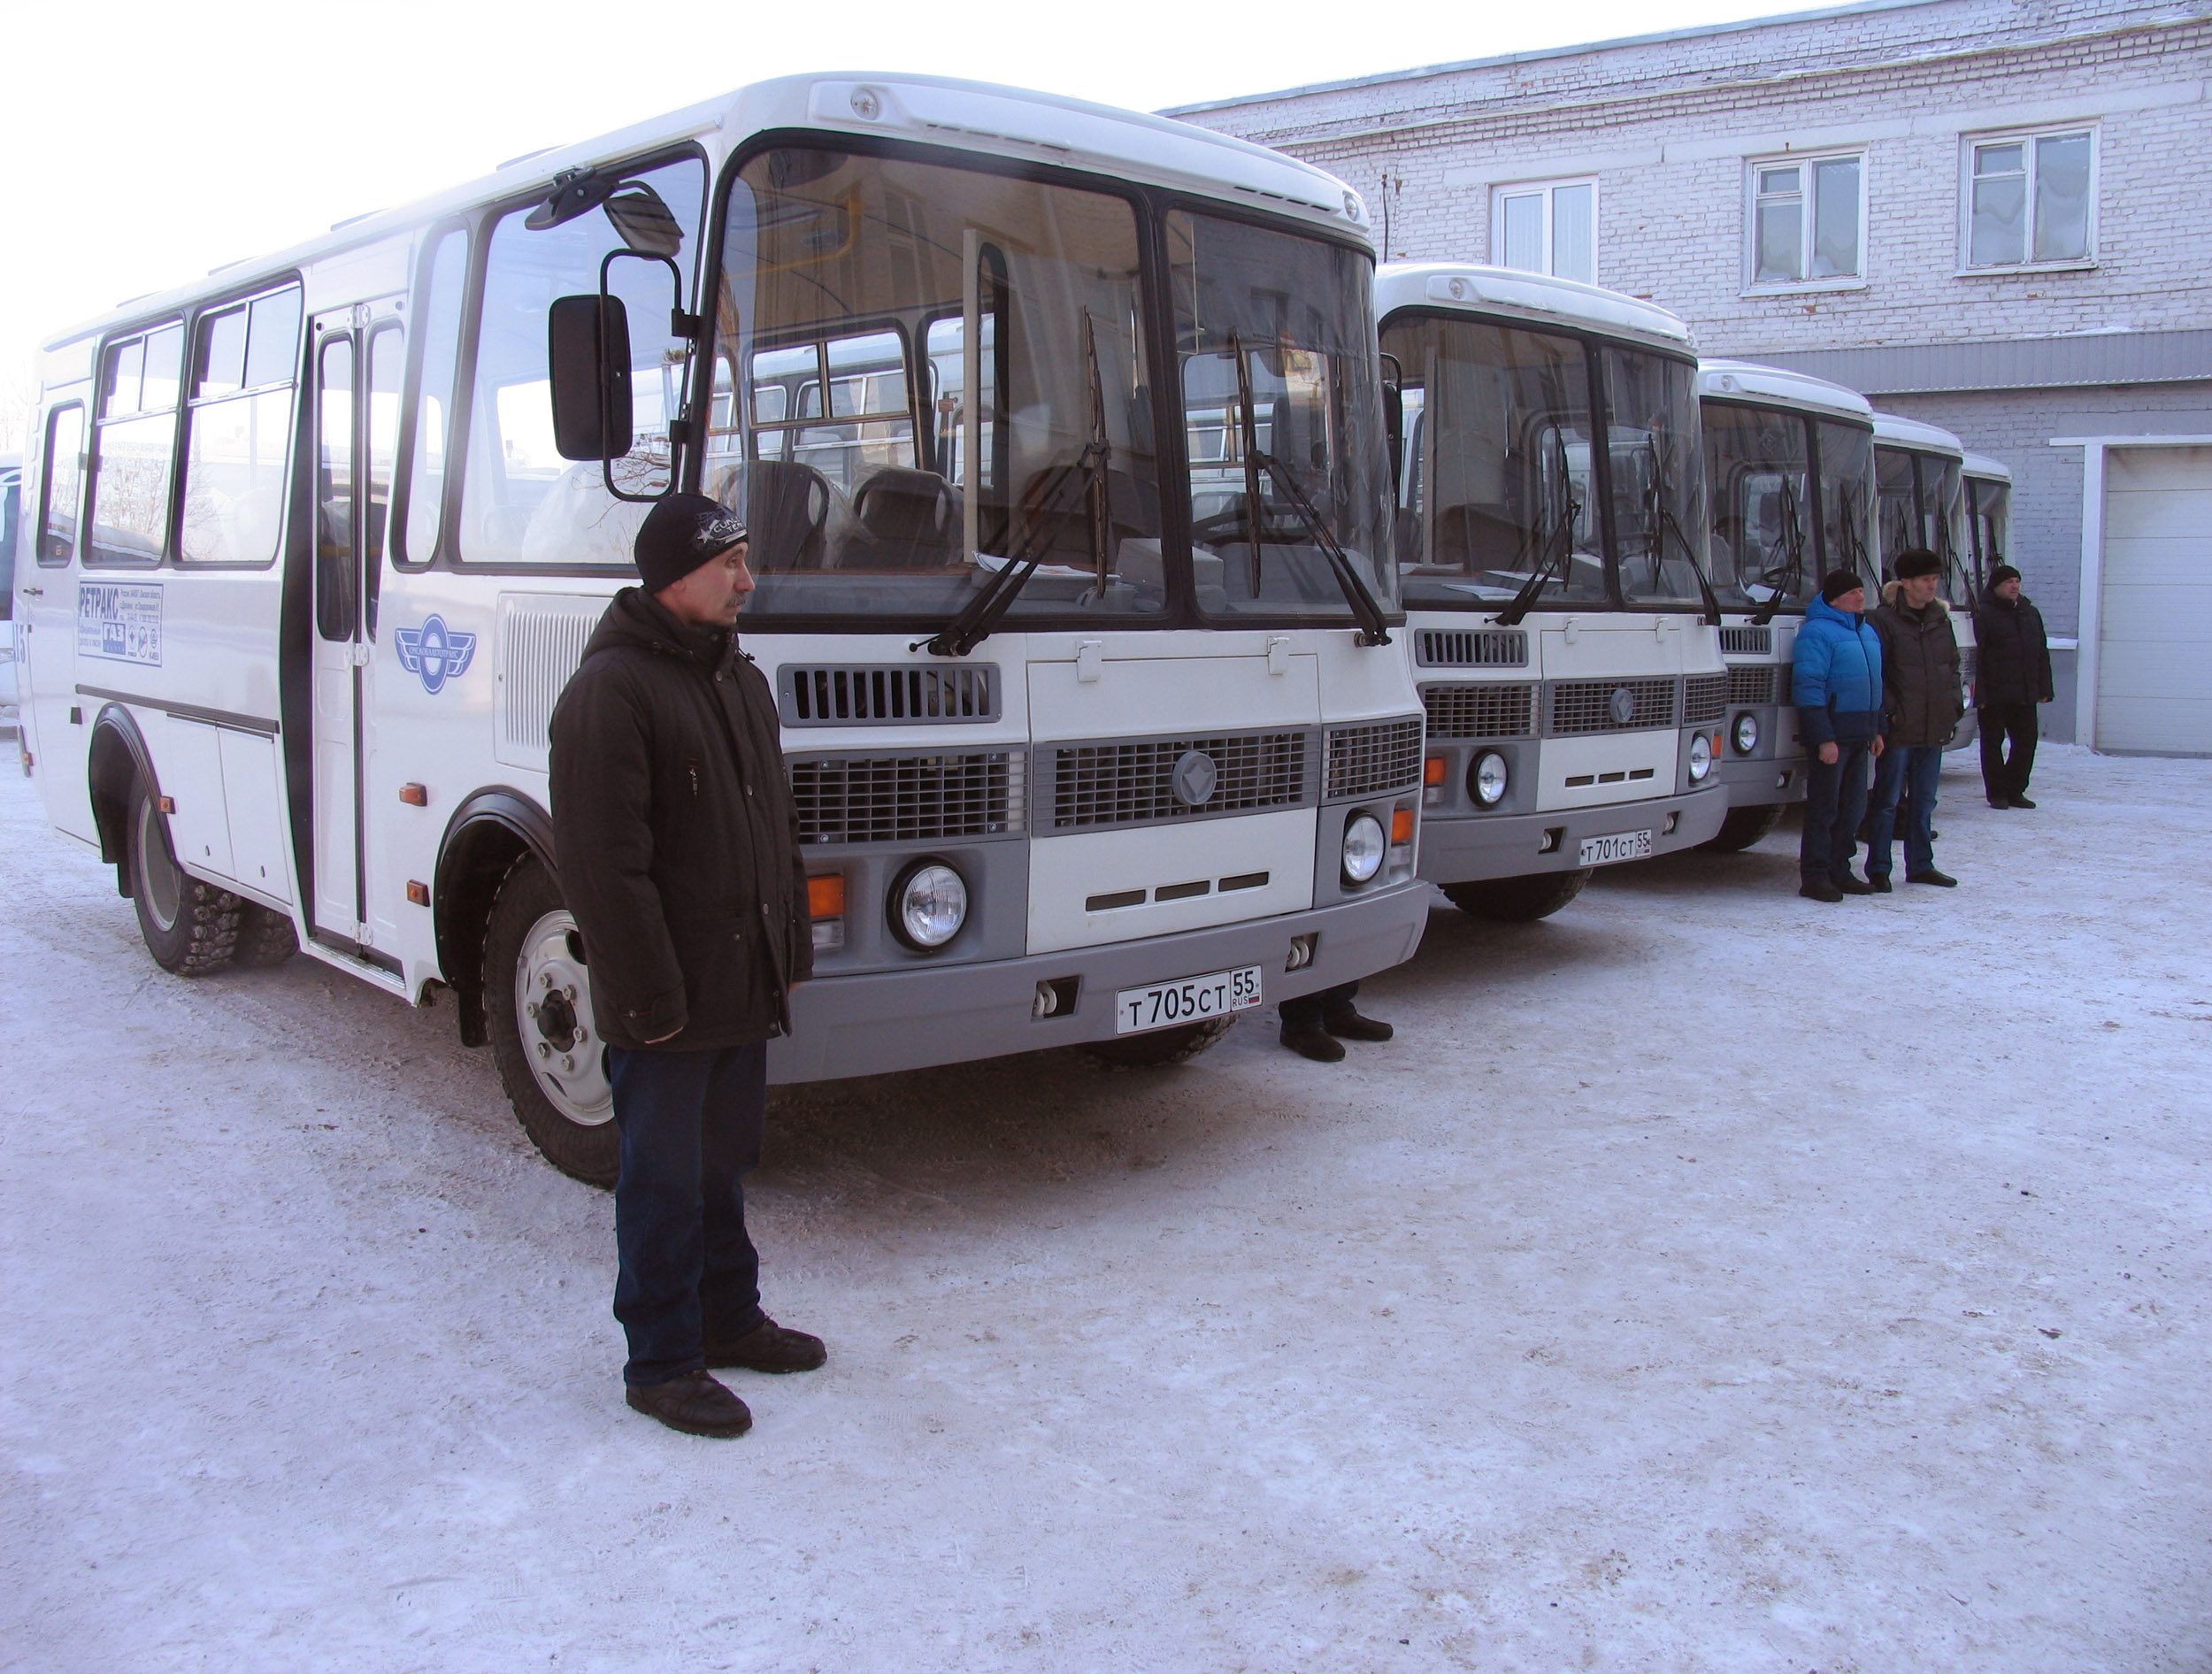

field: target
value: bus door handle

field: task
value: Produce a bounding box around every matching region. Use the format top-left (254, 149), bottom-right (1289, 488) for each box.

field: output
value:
top-left (19, 586), bottom-right (41, 597)
top-left (349, 642), bottom-right (372, 667)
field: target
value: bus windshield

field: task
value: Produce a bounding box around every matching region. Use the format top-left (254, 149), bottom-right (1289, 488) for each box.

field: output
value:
top-left (705, 149), bottom-right (1391, 628)
top-left (1877, 446), bottom-right (1973, 606)
top-left (1705, 403), bottom-right (1812, 611)
top-left (1816, 420), bottom-right (1875, 587)
top-left (1969, 477), bottom-right (2009, 585)
top-left (1603, 346), bottom-right (1709, 608)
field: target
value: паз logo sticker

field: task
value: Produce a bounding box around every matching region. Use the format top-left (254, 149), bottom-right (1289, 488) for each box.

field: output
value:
top-left (395, 615), bottom-right (477, 695)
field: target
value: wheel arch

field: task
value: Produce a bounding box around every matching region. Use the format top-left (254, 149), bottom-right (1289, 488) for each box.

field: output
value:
top-left (87, 704), bottom-right (157, 895)
top-left (434, 787), bottom-right (558, 1048)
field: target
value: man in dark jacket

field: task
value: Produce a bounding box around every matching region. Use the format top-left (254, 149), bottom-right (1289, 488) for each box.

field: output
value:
top-left (1792, 569), bottom-right (1886, 902)
top-left (1866, 549), bottom-right (1962, 889)
top-left (549, 494), bottom-right (822, 1440)
top-left (1972, 563), bottom-right (2054, 808)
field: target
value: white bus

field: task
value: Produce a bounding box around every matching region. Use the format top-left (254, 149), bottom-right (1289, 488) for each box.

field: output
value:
top-left (1871, 412), bottom-right (1978, 750)
top-left (1376, 265), bottom-right (1728, 921)
top-left (1695, 359), bottom-right (1878, 851)
top-left (12, 74), bottom-right (1430, 1183)
top-left (0, 454), bottom-right (18, 728)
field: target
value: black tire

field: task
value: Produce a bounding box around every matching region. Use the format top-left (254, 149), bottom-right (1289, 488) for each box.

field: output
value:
top-left (1441, 869), bottom-right (1592, 923)
top-left (127, 777), bottom-right (241, 976)
top-left (1700, 802), bottom-right (1786, 854)
top-left (1082, 1015), bottom-right (1238, 1070)
top-left (484, 857), bottom-right (620, 1187)
top-left (232, 902), bottom-right (300, 968)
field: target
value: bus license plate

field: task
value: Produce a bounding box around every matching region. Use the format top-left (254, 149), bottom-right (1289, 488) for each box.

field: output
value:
top-left (1115, 965), bottom-right (1263, 1034)
top-left (1578, 829), bottom-right (1655, 867)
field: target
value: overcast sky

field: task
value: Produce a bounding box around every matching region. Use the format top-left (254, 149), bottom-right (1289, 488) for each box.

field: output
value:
top-left (2, 0), bottom-right (1803, 444)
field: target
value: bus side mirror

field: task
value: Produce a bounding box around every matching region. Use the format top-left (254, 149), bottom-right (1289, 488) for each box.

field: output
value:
top-left (548, 294), bottom-right (634, 462)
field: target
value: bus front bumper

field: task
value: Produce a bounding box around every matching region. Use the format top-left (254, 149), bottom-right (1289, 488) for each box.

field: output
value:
top-left (765, 879), bottom-right (1430, 1085)
top-left (1415, 788), bottom-right (1730, 885)
top-left (1718, 752), bottom-right (1807, 806)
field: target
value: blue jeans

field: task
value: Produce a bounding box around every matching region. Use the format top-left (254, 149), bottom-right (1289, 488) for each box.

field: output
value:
top-left (1800, 741), bottom-right (1873, 884)
top-left (607, 1042), bottom-right (770, 1386)
top-left (1868, 745), bottom-right (1944, 878)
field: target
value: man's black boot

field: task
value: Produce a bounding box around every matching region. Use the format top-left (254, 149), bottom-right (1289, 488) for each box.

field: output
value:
top-left (1323, 1008), bottom-right (1394, 1043)
top-left (1281, 1022), bottom-right (1347, 1062)
top-left (1799, 877), bottom-right (1844, 902)
top-left (1908, 867), bottom-right (1959, 887)
top-left (626, 1371), bottom-right (753, 1438)
top-left (1833, 874), bottom-right (1875, 895)
top-left (706, 1317), bottom-right (827, 1373)
top-left (2008, 795), bottom-right (2037, 809)
top-left (1865, 872), bottom-right (1893, 893)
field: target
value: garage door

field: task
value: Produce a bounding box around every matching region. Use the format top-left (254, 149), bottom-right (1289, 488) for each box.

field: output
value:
top-left (2097, 445), bottom-right (2212, 755)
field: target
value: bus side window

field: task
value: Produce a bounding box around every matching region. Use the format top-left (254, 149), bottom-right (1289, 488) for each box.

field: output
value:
top-left (316, 334), bottom-right (357, 641)
top-left (396, 227), bottom-right (468, 567)
top-left (38, 405), bottom-right (84, 567)
top-left (88, 323), bottom-right (184, 565)
top-left (364, 323), bottom-right (403, 637)
top-left (180, 285), bottom-right (301, 565)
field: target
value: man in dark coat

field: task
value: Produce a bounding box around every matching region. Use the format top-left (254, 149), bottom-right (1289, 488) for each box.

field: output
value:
top-left (1792, 568), bottom-right (1886, 902)
top-left (1972, 562), bottom-right (2054, 809)
top-left (1866, 549), bottom-right (1962, 888)
top-left (549, 494), bottom-right (822, 1440)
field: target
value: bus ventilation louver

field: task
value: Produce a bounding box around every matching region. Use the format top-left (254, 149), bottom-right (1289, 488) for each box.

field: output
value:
top-left (1421, 683), bottom-right (1536, 740)
top-left (1325, 718), bottom-right (1426, 799)
top-left (1416, 628), bottom-right (1530, 668)
top-left (1729, 664), bottom-right (1780, 707)
top-left (497, 598), bottom-right (611, 764)
top-left (787, 751), bottom-right (1022, 846)
top-left (1551, 679), bottom-right (1678, 734)
top-left (1049, 731), bottom-right (1309, 831)
top-left (1719, 626), bottom-right (1774, 657)
top-left (779, 664), bottom-right (1000, 727)
top-left (1683, 674), bottom-right (1732, 727)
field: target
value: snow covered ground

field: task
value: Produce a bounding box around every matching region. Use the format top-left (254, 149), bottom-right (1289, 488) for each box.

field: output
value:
top-left (3, 748), bottom-right (2208, 1673)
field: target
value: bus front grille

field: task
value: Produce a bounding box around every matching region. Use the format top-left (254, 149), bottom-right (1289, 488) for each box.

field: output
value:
top-left (1684, 673), bottom-right (1731, 726)
top-left (789, 751), bottom-right (1023, 845)
top-left (1550, 678), bottom-right (1678, 734)
top-left (1727, 664), bottom-right (1778, 707)
top-left (779, 663), bottom-right (999, 726)
top-left (1719, 626), bottom-right (1773, 656)
top-left (1325, 717), bottom-right (1425, 799)
top-left (1421, 682), bottom-right (1535, 740)
top-left (1416, 627), bottom-right (1529, 668)
top-left (1049, 731), bottom-right (1310, 831)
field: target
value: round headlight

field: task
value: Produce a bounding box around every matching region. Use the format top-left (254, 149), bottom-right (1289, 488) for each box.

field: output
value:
top-left (1471, 750), bottom-right (1509, 807)
top-left (1340, 813), bottom-right (1386, 885)
top-left (891, 860), bottom-right (968, 949)
top-left (1688, 733), bottom-right (1715, 781)
top-left (1732, 711), bottom-right (1760, 756)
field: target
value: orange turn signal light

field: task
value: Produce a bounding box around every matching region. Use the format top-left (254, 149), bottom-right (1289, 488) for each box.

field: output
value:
top-left (398, 782), bottom-right (428, 806)
top-left (807, 873), bottom-right (847, 919)
top-left (1424, 755), bottom-right (1448, 786)
top-left (1391, 808), bottom-right (1416, 845)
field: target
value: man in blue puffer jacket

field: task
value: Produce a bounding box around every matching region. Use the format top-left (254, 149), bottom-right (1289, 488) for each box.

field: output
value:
top-left (1793, 569), bottom-right (1887, 902)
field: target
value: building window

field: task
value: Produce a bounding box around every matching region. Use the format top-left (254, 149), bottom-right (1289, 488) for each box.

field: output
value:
top-left (1746, 153), bottom-right (1863, 288)
top-left (1964, 128), bottom-right (2094, 268)
top-left (1490, 179), bottom-right (1595, 286)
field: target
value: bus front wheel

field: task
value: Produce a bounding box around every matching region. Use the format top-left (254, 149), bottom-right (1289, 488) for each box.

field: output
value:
top-left (1441, 870), bottom-right (1591, 923)
top-left (485, 858), bottom-right (619, 1188)
top-left (1700, 802), bottom-right (1786, 854)
top-left (127, 777), bottom-right (242, 976)
top-left (1082, 1015), bottom-right (1238, 1069)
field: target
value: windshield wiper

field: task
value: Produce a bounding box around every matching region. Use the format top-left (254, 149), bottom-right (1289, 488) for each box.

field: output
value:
top-left (1645, 452), bottom-right (1724, 626)
top-left (1494, 444), bottom-right (1578, 628)
top-left (1752, 482), bottom-right (1808, 626)
top-left (1229, 334), bottom-right (1392, 647)
top-left (918, 315), bottom-right (1112, 658)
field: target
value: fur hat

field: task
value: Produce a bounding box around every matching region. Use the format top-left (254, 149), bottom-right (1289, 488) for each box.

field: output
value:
top-left (634, 493), bottom-right (748, 593)
top-left (1819, 568), bottom-right (1866, 603)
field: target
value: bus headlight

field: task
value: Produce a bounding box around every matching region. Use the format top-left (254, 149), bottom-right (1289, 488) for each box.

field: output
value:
top-left (1340, 813), bottom-right (1386, 885)
top-left (1470, 750), bottom-right (1509, 807)
top-left (1688, 733), bottom-right (1715, 781)
top-left (891, 860), bottom-right (968, 949)
top-left (1732, 712), bottom-right (1760, 756)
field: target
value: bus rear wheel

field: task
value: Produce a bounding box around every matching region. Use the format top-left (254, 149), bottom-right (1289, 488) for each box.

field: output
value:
top-left (1700, 802), bottom-right (1786, 853)
top-left (1082, 1015), bottom-right (1238, 1069)
top-left (485, 858), bottom-right (619, 1188)
top-left (128, 777), bottom-right (242, 976)
top-left (1441, 869), bottom-right (1591, 924)
top-left (232, 902), bottom-right (300, 967)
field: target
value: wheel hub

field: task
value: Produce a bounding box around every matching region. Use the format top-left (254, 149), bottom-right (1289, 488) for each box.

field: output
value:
top-left (514, 911), bottom-right (614, 1126)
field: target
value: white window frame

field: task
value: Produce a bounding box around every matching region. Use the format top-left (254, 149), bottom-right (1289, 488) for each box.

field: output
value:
top-left (1958, 124), bottom-right (2099, 274)
top-left (1741, 150), bottom-right (1868, 296)
top-left (1488, 176), bottom-right (1599, 286)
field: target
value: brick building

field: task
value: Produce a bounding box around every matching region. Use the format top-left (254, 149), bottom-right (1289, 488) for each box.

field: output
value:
top-left (1171, 0), bottom-right (2212, 750)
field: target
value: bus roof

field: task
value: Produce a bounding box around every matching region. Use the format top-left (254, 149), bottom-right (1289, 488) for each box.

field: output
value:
top-left (1870, 411), bottom-right (1965, 459)
top-left (1697, 358), bottom-right (1871, 424)
top-left (1376, 263), bottom-right (1695, 354)
top-left (45, 73), bottom-right (1371, 354)
top-left (1961, 452), bottom-right (2013, 483)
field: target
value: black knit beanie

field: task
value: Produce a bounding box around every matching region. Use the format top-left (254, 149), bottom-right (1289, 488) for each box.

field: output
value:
top-left (1988, 563), bottom-right (2022, 587)
top-left (1819, 568), bottom-right (1865, 603)
top-left (1891, 548), bottom-right (1942, 580)
top-left (634, 493), bottom-right (748, 593)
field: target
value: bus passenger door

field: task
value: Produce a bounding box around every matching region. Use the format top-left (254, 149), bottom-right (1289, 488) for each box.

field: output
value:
top-left (311, 314), bottom-right (367, 948)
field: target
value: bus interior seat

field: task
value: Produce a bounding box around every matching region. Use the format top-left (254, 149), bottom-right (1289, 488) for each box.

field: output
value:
top-left (849, 466), bottom-right (961, 569)
top-left (719, 458), bottom-right (832, 572)
top-left (1433, 503), bottom-right (1527, 573)
top-left (1011, 464), bottom-right (1158, 564)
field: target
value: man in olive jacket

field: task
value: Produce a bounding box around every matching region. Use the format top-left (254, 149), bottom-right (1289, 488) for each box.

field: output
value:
top-left (1866, 549), bottom-right (1962, 888)
top-left (1972, 562), bottom-right (2054, 808)
top-left (549, 494), bottom-right (822, 1440)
